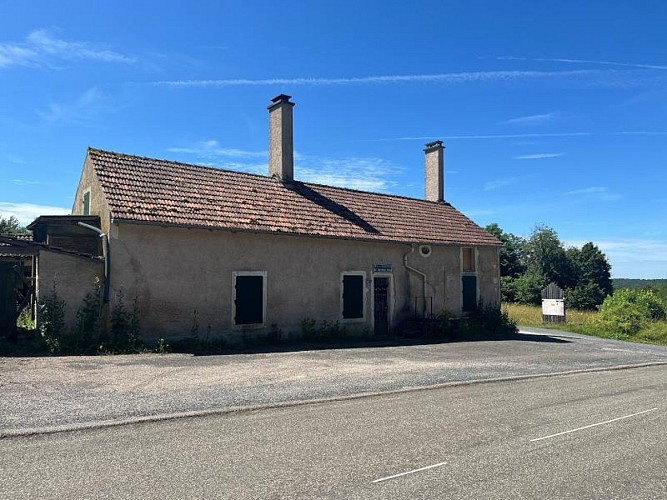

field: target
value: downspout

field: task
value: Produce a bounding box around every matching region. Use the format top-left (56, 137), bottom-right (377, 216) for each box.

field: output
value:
top-left (77, 222), bottom-right (110, 302)
top-left (403, 248), bottom-right (427, 316)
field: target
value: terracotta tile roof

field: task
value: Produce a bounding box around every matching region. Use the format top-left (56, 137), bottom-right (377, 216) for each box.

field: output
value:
top-left (88, 148), bottom-right (501, 247)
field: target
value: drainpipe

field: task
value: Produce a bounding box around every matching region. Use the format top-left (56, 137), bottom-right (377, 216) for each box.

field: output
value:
top-left (77, 222), bottom-right (110, 302)
top-left (403, 249), bottom-right (427, 315)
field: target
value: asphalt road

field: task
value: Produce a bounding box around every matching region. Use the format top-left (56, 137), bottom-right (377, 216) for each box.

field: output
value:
top-left (2, 364), bottom-right (665, 499)
top-left (2, 328), bottom-right (667, 435)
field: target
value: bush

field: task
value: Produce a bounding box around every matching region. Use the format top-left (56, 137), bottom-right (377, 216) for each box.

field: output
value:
top-left (461, 304), bottom-right (518, 336)
top-left (594, 288), bottom-right (666, 335)
top-left (565, 283), bottom-right (605, 311)
top-left (38, 283), bottom-right (65, 353)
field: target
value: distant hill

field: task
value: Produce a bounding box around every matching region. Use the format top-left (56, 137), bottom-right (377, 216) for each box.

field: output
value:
top-left (613, 279), bottom-right (667, 289)
top-left (613, 279), bottom-right (667, 302)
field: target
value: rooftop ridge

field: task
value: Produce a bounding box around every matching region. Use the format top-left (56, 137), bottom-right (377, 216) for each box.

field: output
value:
top-left (88, 147), bottom-right (455, 208)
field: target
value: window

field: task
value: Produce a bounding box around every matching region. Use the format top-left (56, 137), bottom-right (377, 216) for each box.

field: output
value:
top-left (82, 191), bottom-right (91, 215)
top-left (462, 247), bottom-right (475, 272)
top-left (341, 272), bottom-right (365, 320)
top-left (232, 271), bottom-right (267, 326)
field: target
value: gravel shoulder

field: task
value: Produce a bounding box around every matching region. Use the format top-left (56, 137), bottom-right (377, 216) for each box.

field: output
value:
top-left (2, 329), bottom-right (667, 436)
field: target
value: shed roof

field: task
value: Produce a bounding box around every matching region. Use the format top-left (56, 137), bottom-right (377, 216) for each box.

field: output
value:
top-left (87, 148), bottom-right (500, 247)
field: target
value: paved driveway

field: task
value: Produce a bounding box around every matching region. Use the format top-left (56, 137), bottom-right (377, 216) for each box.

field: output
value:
top-left (2, 328), bottom-right (667, 436)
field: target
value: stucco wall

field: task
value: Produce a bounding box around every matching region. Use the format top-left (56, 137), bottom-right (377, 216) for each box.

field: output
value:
top-left (36, 250), bottom-right (104, 332)
top-left (71, 154), bottom-right (112, 233)
top-left (107, 223), bottom-right (500, 339)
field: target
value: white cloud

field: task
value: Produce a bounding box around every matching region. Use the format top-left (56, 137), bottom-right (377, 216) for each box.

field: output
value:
top-left (11, 179), bottom-right (39, 186)
top-left (565, 186), bottom-right (621, 201)
top-left (565, 238), bottom-right (667, 279)
top-left (35, 87), bottom-right (104, 123)
top-left (373, 132), bottom-right (591, 142)
top-left (298, 156), bottom-right (403, 192)
top-left (609, 131), bottom-right (667, 136)
top-left (502, 113), bottom-right (556, 126)
top-left (0, 202), bottom-right (69, 225)
top-left (167, 140), bottom-right (267, 159)
top-left (498, 56), bottom-right (667, 71)
top-left (154, 69), bottom-right (606, 87)
top-left (514, 153), bottom-right (563, 160)
top-left (0, 29), bottom-right (135, 69)
top-left (483, 178), bottom-right (519, 191)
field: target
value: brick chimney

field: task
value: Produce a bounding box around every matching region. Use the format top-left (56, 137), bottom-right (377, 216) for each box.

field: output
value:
top-left (268, 94), bottom-right (295, 181)
top-left (424, 140), bottom-right (445, 202)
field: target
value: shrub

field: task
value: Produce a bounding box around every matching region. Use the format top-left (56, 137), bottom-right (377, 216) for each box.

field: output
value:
top-left (462, 303), bottom-right (518, 336)
top-left (565, 283), bottom-right (606, 311)
top-left (38, 283), bottom-right (65, 353)
top-left (594, 288), bottom-right (666, 335)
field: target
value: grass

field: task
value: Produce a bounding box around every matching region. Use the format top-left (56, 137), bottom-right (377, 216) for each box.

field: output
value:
top-left (502, 303), bottom-right (667, 346)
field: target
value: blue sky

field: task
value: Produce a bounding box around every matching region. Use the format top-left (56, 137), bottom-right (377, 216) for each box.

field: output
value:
top-left (1, 0), bottom-right (666, 278)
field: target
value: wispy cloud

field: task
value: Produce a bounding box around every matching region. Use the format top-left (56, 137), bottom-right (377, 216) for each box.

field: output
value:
top-left (565, 186), bottom-right (621, 201)
top-left (0, 202), bottom-right (69, 225)
top-left (483, 178), bottom-right (519, 191)
top-left (371, 132), bottom-right (591, 142)
top-left (502, 112), bottom-right (556, 126)
top-left (0, 29), bottom-right (135, 69)
top-left (167, 140), bottom-right (266, 160)
top-left (514, 153), bottom-right (563, 160)
top-left (11, 179), bottom-right (39, 186)
top-left (565, 238), bottom-right (667, 278)
top-left (498, 56), bottom-right (667, 71)
top-left (154, 69), bottom-right (606, 88)
top-left (35, 87), bottom-right (104, 123)
top-left (298, 156), bottom-right (402, 192)
top-left (169, 140), bottom-right (403, 193)
top-left (609, 131), bottom-right (667, 136)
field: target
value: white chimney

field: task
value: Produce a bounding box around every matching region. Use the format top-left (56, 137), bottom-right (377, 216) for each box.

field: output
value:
top-left (424, 140), bottom-right (445, 202)
top-left (268, 94), bottom-right (295, 181)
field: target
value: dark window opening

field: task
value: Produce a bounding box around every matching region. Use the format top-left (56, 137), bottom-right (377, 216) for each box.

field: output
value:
top-left (82, 192), bottom-right (90, 216)
top-left (235, 275), bottom-right (264, 325)
top-left (342, 274), bottom-right (364, 319)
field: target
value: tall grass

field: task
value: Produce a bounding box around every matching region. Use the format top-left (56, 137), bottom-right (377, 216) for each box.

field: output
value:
top-left (502, 302), bottom-right (667, 346)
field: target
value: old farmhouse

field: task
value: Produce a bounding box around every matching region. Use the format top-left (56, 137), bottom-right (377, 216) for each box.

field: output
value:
top-left (31, 94), bottom-right (501, 340)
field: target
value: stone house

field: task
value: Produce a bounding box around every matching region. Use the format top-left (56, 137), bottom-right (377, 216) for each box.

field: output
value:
top-left (61, 94), bottom-right (500, 340)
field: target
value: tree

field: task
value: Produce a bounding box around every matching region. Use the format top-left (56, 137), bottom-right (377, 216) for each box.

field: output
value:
top-left (487, 223), bottom-right (613, 309)
top-left (574, 242), bottom-right (613, 296)
top-left (0, 216), bottom-right (30, 235)
top-left (484, 223), bottom-right (526, 278)
top-left (523, 225), bottom-right (575, 289)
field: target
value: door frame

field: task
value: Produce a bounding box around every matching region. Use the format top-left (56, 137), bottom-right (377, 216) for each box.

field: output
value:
top-left (371, 272), bottom-right (393, 334)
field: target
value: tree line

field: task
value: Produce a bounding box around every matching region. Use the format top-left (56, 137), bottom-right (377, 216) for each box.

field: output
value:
top-left (485, 223), bottom-right (613, 310)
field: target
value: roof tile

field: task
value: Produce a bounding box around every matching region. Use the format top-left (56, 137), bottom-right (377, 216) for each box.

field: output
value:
top-left (88, 148), bottom-right (500, 247)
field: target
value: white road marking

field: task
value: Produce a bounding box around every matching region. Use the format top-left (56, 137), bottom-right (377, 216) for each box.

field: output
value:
top-left (531, 407), bottom-right (658, 442)
top-left (372, 461), bottom-right (448, 484)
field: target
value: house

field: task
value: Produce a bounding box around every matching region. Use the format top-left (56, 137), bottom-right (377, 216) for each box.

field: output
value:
top-left (54, 94), bottom-right (500, 340)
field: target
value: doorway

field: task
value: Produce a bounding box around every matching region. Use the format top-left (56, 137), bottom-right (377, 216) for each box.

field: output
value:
top-left (373, 276), bottom-right (390, 335)
top-left (462, 275), bottom-right (477, 312)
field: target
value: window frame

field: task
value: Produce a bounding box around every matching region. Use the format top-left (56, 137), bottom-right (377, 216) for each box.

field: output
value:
top-left (340, 271), bottom-right (367, 322)
top-left (82, 189), bottom-right (91, 216)
top-left (461, 247), bottom-right (477, 273)
top-left (231, 271), bottom-right (268, 328)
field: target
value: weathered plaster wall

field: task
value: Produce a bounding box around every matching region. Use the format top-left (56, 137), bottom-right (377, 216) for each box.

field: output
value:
top-left (36, 250), bottom-right (104, 332)
top-left (71, 154), bottom-right (112, 233)
top-left (108, 223), bottom-right (500, 339)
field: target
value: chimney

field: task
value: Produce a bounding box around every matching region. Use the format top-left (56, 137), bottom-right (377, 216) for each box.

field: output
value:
top-left (268, 94), bottom-right (295, 181)
top-left (424, 140), bottom-right (445, 202)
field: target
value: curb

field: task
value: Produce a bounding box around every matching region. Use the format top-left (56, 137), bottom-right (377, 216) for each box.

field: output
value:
top-left (3, 361), bottom-right (667, 439)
